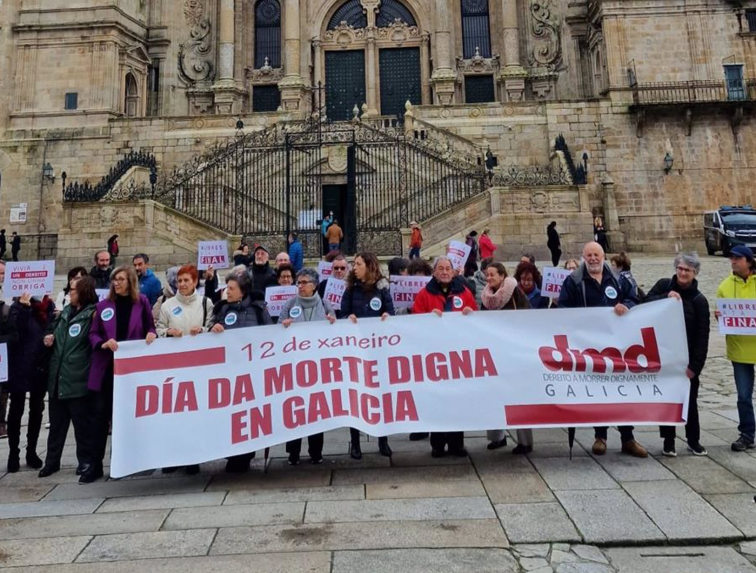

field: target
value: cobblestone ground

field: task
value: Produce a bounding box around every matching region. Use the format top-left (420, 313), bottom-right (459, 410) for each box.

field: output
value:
top-left (1, 255), bottom-right (756, 572)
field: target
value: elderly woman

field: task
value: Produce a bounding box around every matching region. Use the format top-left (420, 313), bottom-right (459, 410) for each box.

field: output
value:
top-left (276, 263), bottom-right (295, 286)
top-left (479, 263), bottom-right (534, 453)
top-left (153, 265), bottom-right (179, 322)
top-left (515, 261), bottom-right (549, 309)
top-left (280, 268), bottom-right (337, 465)
top-left (84, 266), bottom-right (156, 484)
top-left (413, 256), bottom-right (477, 458)
top-left (645, 252), bottom-right (709, 456)
top-left (40, 276), bottom-right (99, 478)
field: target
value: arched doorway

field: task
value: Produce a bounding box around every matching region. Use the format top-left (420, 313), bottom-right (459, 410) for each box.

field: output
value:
top-left (124, 73), bottom-right (139, 117)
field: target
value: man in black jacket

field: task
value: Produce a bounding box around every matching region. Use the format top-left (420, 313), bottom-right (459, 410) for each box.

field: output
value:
top-left (10, 232), bottom-right (20, 262)
top-left (89, 251), bottom-right (112, 290)
top-left (0, 229), bottom-right (6, 261)
top-left (557, 241), bottom-right (647, 458)
top-left (645, 252), bottom-right (709, 457)
top-left (246, 245), bottom-right (277, 295)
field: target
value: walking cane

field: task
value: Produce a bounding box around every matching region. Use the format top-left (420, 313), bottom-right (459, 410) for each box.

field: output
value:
top-left (263, 447), bottom-right (270, 474)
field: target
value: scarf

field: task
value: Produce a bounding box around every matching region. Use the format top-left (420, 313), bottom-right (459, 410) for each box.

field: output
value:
top-left (481, 277), bottom-right (518, 310)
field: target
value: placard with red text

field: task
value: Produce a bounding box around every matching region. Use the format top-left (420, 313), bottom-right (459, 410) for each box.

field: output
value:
top-left (197, 241), bottom-right (230, 270)
top-left (718, 298), bottom-right (756, 335)
top-left (541, 267), bottom-right (573, 299)
top-left (3, 261), bottom-right (55, 298)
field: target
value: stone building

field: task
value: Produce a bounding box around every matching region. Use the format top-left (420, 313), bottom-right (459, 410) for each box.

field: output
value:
top-left (0, 0), bottom-right (754, 266)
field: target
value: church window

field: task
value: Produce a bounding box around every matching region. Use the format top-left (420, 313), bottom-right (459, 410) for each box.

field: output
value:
top-left (64, 93), bottom-right (78, 110)
top-left (465, 75), bottom-right (495, 103)
top-left (255, 0), bottom-right (282, 69)
top-left (461, 0), bottom-right (492, 59)
top-left (328, 0), bottom-right (367, 30)
top-left (746, 9), bottom-right (756, 33)
top-left (377, 0), bottom-right (416, 27)
top-left (125, 74), bottom-right (139, 117)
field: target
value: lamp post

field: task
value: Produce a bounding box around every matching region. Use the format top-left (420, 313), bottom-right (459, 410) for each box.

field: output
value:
top-left (42, 162), bottom-right (55, 182)
top-left (664, 152), bottom-right (674, 174)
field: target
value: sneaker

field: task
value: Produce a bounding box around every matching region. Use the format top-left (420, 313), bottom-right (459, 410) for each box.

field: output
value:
top-left (662, 438), bottom-right (677, 457)
top-left (621, 439), bottom-right (648, 458)
top-left (592, 438), bottom-right (607, 456)
top-left (731, 436), bottom-right (755, 452)
top-left (310, 454), bottom-right (324, 465)
top-left (288, 453), bottom-right (300, 466)
top-left (45, 422), bottom-right (51, 430)
top-left (687, 442), bottom-right (708, 456)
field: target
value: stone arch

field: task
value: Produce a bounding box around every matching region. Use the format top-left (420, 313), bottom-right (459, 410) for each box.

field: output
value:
top-left (316, 0), bottom-right (429, 38)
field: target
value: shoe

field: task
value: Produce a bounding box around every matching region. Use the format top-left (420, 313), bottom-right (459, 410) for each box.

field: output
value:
top-left (38, 464), bottom-right (60, 478)
top-left (0, 423), bottom-right (6, 439)
top-left (621, 440), bottom-right (648, 458)
top-left (350, 442), bottom-right (362, 460)
top-left (409, 433), bottom-right (429, 441)
top-left (662, 438), bottom-right (677, 457)
top-left (76, 463), bottom-right (91, 476)
top-left (448, 447), bottom-right (468, 457)
top-left (487, 438), bottom-right (508, 450)
top-left (687, 442), bottom-right (708, 456)
top-left (288, 453), bottom-right (300, 466)
top-left (224, 457), bottom-right (251, 473)
top-left (185, 464), bottom-right (200, 475)
top-left (731, 436), bottom-right (755, 452)
top-left (161, 467), bottom-right (178, 474)
top-left (26, 451), bottom-right (43, 470)
top-left (378, 437), bottom-right (392, 457)
top-left (7, 454), bottom-right (19, 473)
top-left (45, 422), bottom-right (51, 430)
top-left (310, 454), bottom-right (324, 465)
top-left (592, 438), bottom-right (607, 456)
top-left (431, 448), bottom-right (446, 458)
top-left (512, 444), bottom-right (533, 455)
top-left (79, 464), bottom-right (104, 484)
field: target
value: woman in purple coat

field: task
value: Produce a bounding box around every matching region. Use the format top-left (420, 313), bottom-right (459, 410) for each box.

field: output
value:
top-left (81, 266), bottom-right (156, 484)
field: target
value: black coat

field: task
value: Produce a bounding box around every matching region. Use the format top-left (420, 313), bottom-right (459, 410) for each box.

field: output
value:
top-left (340, 278), bottom-right (394, 319)
top-left (645, 276), bottom-right (710, 376)
top-left (7, 299), bottom-right (54, 393)
top-left (547, 226), bottom-right (560, 249)
top-left (247, 263), bottom-right (277, 295)
top-left (11, 236), bottom-right (20, 253)
top-left (211, 294), bottom-right (273, 330)
top-left (90, 266), bottom-right (112, 290)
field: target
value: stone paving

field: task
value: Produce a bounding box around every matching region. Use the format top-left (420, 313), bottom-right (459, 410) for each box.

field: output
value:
top-left (1, 254), bottom-right (756, 571)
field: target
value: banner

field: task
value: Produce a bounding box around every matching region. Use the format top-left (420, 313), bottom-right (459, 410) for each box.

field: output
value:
top-left (718, 299), bottom-right (756, 335)
top-left (111, 299), bottom-right (690, 477)
top-left (0, 343), bottom-right (7, 383)
top-left (323, 278), bottom-right (346, 310)
top-left (390, 276), bottom-right (431, 309)
top-left (447, 241), bottom-right (471, 270)
top-left (3, 261), bottom-right (55, 297)
top-left (265, 286), bottom-right (298, 318)
top-left (541, 267), bottom-right (572, 299)
top-left (318, 262), bottom-right (333, 279)
top-left (197, 241), bottom-right (230, 270)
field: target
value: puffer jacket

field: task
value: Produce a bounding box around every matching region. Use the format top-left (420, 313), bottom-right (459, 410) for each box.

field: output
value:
top-left (340, 278), bottom-right (394, 319)
top-left (716, 271), bottom-right (756, 364)
top-left (413, 276), bottom-right (478, 314)
top-left (47, 304), bottom-right (96, 400)
top-left (157, 291), bottom-right (214, 337)
top-left (211, 293), bottom-right (273, 330)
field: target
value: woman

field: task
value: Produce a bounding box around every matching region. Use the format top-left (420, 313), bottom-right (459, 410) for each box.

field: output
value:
top-left (547, 222), bottom-right (561, 267)
top-left (280, 268), bottom-right (337, 465)
top-left (479, 228), bottom-right (497, 260)
top-left (515, 261), bottom-right (549, 309)
top-left (341, 252), bottom-right (394, 459)
top-left (564, 259), bottom-right (580, 272)
top-left (646, 253), bottom-right (709, 456)
top-left (55, 267), bottom-right (88, 315)
top-left (611, 252), bottom-right (642, 300)
top-left (107, 235), bottom-right (119, 267)
top-left (479, 263), bottom-right (534, 453)
top-left (233, 243), bottom-right (251, 267)
top-left (6, 292), bottom-right (55, 472)
top-left (85, 266), bottom-right (156, 484)
top-left (40, 276), bottom-right (99, 478)
top-left (211, 271), bottom-right (273, 472)
top-left (276, 263), bottom-right (295, 286)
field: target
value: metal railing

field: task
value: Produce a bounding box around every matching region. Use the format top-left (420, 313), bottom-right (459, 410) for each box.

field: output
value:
top-left (631, 80), bottom-right (756, 105)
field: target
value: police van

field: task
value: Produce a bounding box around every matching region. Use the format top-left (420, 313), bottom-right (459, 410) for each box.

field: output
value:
top-left (703, 205), bottom-right (756, 256)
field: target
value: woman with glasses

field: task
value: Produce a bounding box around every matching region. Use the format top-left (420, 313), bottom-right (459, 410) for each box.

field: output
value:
top-left (280, 268), bottom-right (337, 465)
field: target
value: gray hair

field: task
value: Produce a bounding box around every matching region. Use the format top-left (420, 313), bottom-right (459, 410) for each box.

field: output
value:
top-left (166, 266), bottom-right (180, 292)
top-left (433, 256), bottom-right (454, 270)
top-left (673, 252), bottom-right (701, 274)
top-left (297, 267), bottom-right (320, 285)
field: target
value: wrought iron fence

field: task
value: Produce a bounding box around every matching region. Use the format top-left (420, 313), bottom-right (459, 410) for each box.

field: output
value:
top-left (630, 80), bottom-right (756, 105)
top-left (63, 150), bottom-right (157, 202)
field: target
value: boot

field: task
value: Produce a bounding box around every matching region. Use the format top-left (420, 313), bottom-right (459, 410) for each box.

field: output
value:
top-left (350, 428), bottom-right (362, 460)
top-left (378, 437), bottom-right (392, 457)
top-left (7, 448), bottom-right (19, 473)
top-left (26, 450), bottom-right (43, 470)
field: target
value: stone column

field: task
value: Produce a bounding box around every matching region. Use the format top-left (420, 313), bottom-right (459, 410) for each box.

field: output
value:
top-left (431, 0), bottom-right (457, 104)
top-left (499, 0), bottom-right (527, 101)
top-left (213, 0), bottom-right (243, 113)
top-left (366, 35), bottom-right (379, 115)
top-left (279, 0), bottom-right (307, 113)
top-left (420, 32), bottom-right (432, 104)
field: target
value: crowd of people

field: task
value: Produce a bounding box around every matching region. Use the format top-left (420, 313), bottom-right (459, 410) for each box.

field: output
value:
top-left (0, 230), bottom-right (753, 484)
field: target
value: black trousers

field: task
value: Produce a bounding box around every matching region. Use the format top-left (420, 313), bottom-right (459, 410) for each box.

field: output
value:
top-left (595, 425), bottom-right (634, 442)
top-left (7, 388), bottom-right (45, 455)
top-left (0, 390), bottom-right (7, 425)
top-left (430, 431), bottom-right (464, 452)
top-left (549, 247), bottom-right (562, 267)
top-left (91, 379), bottom-right (114, 467)
top-left (11, 250), bottom-right (19, 262)
top-left (660, 375), bottom-right (700, 444)
top-left (45, 394), bottom-right (94, 468)
top-left (286, 433), bottom-right (324, 458)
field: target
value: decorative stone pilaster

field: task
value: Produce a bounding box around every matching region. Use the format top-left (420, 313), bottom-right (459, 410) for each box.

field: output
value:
top-left (499, 0), bottom-right (527, 102)
top-left (212, 0), bottom-right (244, 113)
top-left (279, 0), bottom-right (307, 112)
top-left (601, 175), bottom-right (627, 252)
top-left (431, 0), bottom-right (458, 104)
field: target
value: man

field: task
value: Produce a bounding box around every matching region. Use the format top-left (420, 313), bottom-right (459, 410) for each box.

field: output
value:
top-left (326, 219), bottom-right (343, 252)
top-left (413, 256), bottom-right (478, 458)
top-left (247, 245), bottom-right (277, 294)
top-left (274, 251), bottom-right (291, 269)
top-left (90, 250), bottom-right (112, 290)
top-left (716, 246), bottom-right (756, 452)
top-left (318, 254), bottom-right (348, 318)
top-left (0, 230), bottom-right (6, 260)
top-left (557, 241), bottom-right (647, 458)
top-left (288, 232), bottom-right (303, 272)
top-left (133, 253), bottom-right (162, 306)
top-left (547, 221), bottom-right (561, 267)
top-left (321, 211), bottom-right (333, 256)
top-left (409, 221), bottom-right (423, 259)
top-left (10, 232), bottom-right (20, 262)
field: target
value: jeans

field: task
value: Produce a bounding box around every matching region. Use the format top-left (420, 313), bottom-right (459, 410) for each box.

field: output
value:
top-left (329, 244), bottom-right (340, 252)
top-left (409, 247), bottom-right (421, 259)
top-left (660, 375), bottom-right (700, 444)
top-left (734, 362), bottom-right (756, 442)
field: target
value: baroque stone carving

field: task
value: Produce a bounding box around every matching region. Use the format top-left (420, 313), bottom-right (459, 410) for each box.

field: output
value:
top-left (247, 57), bottom-right (285, 83)
top-left (457, 48), bottom-right (501, 74)
top-left (179, 18), bottom-right (214, 84)
top-left (323, 21), bottom-right (367, 47)
top-left (376, 19), bottom-right (419, 45)
top-left (530, 0), bottom-right (562, 71)
top-left (183, 0), bottom-right (204, 27)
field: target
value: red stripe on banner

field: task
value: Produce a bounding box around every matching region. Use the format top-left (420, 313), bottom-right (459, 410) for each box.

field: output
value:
top-left (114, 347), bottom-right (226, 375)
top-left (505, 403), bottom-right (684, 425)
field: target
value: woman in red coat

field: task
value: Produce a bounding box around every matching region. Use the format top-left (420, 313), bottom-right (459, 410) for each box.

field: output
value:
top-left (478, 228), bottom-right (497, 260)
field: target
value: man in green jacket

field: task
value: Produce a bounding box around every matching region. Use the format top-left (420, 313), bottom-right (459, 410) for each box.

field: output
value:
top-left (716, 246), bottom-right (756, 452)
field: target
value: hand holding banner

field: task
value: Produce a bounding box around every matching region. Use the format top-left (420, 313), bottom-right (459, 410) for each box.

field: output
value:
top-left (541, 267), bottom-right (572, 299)
top-left (265, 286), bottom-right (298, 318)
top-left (198, 241), bottom-right (230, 270)
top-left (3, 261), bottom-right (55, 298)
top-left (717, 299), bottom-right (756, 335)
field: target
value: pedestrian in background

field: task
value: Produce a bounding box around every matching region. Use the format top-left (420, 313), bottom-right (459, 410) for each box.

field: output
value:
top-left (547, 221), bottom-right (561, 267)
top-left (0, 229), bottom-right (7, 260)
top-left (288, 231), bottom-right (304, 272)
top-left (479, 228), bottom-right (497, 260)
top-left (326, 219), bottom-right (344, 252)
top-left (409, 221), bottom-right (423, 259)
top-left (11, 232), bottom-right (20, 262)
top-left (464, 231), bottom-right (479, 277)
top-left (133, 253), bottom-right (162, 306)
top-left (107, 235), bottom-right (119, 267)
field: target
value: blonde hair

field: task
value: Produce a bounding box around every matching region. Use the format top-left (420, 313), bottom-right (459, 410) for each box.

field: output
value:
top-left (108, 265), bottom-right (140, 303)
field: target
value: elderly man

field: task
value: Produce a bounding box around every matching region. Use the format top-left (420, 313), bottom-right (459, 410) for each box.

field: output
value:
top-left (557, 241), bottom-right (647, 458)
top-left (247, 245), bottom-right (277, 294)
top-left (413, 256), bottom-right (477, 458)
top-left (275, 251), bottom-right (291, 269)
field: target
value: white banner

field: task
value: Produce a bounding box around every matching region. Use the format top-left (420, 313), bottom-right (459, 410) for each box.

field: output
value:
top-left (390, 276), bottom-right (431, 309)
top-left (447, 241), bottom-right (471, 270)
top-left (323, 278), bottom-right (346, 310)
top-left (0, 343), bottom-right (7, 383)
top-left (718, 298), bottom-right (756, 335)
top-left (542, 267), bottom-right (572, 299)
top-left (197, 241), bottom-right (230, 270)
top-left (318, 262), bottom-right (333, 279)
top-left (265, 286), bottom-right (298, 318)
top-left (3, 261), bottom-right (55, 298)
top-left (111, 299), bottom-right (690, 477)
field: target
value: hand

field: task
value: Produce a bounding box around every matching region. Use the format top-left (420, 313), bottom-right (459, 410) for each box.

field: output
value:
top-left (282, 318), bottom-right (294, 328)
top-left (189, 326), bottom-right (203, 336)
top-left (462, 307), bottom-right (474, 315)
top-left (146, 332), bottom-right (157, 344)
top-left (668, 291), bottom-right (681, 301)
top-left (19, 292), bottom-right (31, 306)
top-left (167, 328), bottom-right (183, 338)
top-left (614, 304), bottom-right (629, 316)
top-left (686, 368), bottom-right (695, 379)
top-left (102, 339), bottom-right (118, 352)
top-left (380, 313), bottom-right (389, 321)
top-left (349, 314), bottom-right (358, 324)
top-left (432, 309), bottom-right (443, 317)
top-left (205, 266), bottom-right (215, 280)
top-left (715, 310), bottom-right (722, 320)
top-left (43, 334), bottom-right (54, 347)
top-left (211, 324), bottom-right (225, 333)
top-left (327, 315), bottom-right (336, 325)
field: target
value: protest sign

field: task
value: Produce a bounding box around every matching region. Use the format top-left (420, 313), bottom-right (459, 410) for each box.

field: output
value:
top-left (717, 299), bottom-right (756, 335)
top-left (3, 261), bottom-right (55, 297)
top-left (541, 267), bottom-right (573, 299)
top-left (447, 241), bottom-right (471, 270)
top-left (265, 286), bottom-right (298, 318)
top-left (197, 241), bottom-right (230, 270)
top-left (96, 289), bottom-right (109, 302)
top-left (111, 299), bottom-right (689, 477)
top-left (323, 278), bottom-right (346, 310)
top-left (0, 344), bottom-right (7, 383)
top-left (318, 261), bottom-right (333, 278)
top-left (390, 276), bottom-right (431, 309)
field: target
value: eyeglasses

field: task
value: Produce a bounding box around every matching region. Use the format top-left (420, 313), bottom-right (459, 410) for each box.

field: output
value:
top-left (296, 280), bottom-right (312, 286)
top-left (113, 277), bottom-right (128, 283)
top-left (333, 266), bottom-right (347, 271)
top-left (676, 266), bottom-right (694, 273)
